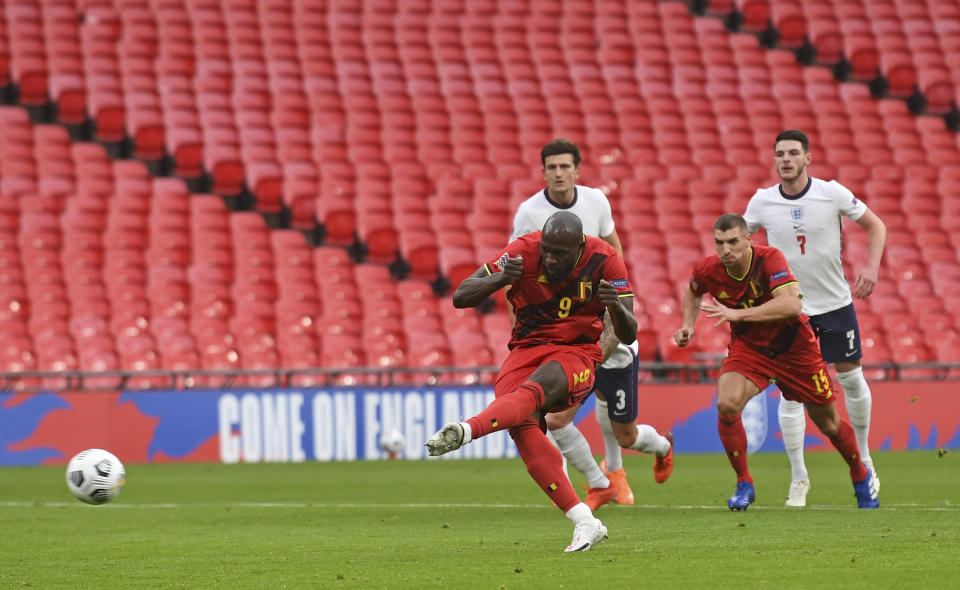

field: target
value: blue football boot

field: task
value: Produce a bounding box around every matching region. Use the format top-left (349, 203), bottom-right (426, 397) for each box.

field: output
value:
top-left (853, 467), bottom-right (880, 509)
top-left (727, 481), bottom-right (756, 511)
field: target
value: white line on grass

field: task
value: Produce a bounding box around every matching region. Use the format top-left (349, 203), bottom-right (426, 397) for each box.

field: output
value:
top-left (0, 501), bottom-right (954, 511)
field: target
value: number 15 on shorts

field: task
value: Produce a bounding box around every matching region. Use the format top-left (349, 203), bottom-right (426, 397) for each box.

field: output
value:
top-left (811, 368), bottom-right (832, 399)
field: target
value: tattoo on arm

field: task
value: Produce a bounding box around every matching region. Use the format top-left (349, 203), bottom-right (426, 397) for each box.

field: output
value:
top-left (599, 315), bottom-right (619, 361)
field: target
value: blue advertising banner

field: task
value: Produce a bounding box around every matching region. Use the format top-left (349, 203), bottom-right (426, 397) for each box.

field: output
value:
top-left (1, 382), bottom-right (957, 466)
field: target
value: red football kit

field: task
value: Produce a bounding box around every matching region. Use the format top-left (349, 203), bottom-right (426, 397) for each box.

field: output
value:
top-left (484, 231), bottom-right (634, 410)
top-left (690, 245), bottom-right (837, 405)
top-left (458, 231), bottom-right (635, 513)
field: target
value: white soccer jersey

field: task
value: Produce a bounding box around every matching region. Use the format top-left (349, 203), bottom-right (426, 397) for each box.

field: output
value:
top-left (511, 186), bottom-right (616, 241)
top-left (743, 177), bottom-right (868, 316)
top-left (511, 185), bottom-right (637, 368)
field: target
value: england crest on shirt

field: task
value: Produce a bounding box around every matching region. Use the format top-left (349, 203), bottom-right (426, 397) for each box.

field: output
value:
top-left (790, 207), bottom-right (803, 222)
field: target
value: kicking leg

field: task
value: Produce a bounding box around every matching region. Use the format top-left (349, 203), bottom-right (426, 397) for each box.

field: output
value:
top-left (426, 360), bottom-right (580, 455)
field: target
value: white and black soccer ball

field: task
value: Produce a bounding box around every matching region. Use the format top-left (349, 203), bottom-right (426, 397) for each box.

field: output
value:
top-left (65, 449), bottom-right (126, 505)
top-left (380, 429), bottom-right (406, 457)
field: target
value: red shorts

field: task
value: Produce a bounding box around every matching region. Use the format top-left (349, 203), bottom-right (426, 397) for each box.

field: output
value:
top-left (720, 343), bottom-right (837, 406)
top-left (495, 344), bottom-right (601, 413)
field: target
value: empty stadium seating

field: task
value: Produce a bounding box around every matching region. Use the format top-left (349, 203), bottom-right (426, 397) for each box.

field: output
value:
top-left (1, 0), bottom-right (960, 388)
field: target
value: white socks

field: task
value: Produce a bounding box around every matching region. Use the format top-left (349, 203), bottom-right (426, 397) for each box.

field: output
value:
top-left (565, 502), bottom-right (593, 523)
top-left (545, 430), bottom-right (568, 474)
top-left (837, 367), bottom-right (873, 462)
top-left (595, 399), bottom-right (624, 472)
top-left (597, 399), bottom-right (671, 459)
top-left (778, 366), bottom-right (874, 480)
top-left (778, 397), bottom-right (809, 482)
top-left (552, 422), bottom-right (609, 489)
top-left (630, 424), bottom-right (671, 457)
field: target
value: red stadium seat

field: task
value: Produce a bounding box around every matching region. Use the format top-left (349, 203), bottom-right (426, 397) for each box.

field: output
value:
top-left (771, 3), bottom-right (806, 49)
top-left (733, 0), bottom-right (771, 33)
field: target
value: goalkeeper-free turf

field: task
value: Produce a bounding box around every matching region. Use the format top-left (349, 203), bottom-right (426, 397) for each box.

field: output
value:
top-left (1, 450), bottom-right (956, 589)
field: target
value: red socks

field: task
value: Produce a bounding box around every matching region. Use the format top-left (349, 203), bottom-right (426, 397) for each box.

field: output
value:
top-left (466, 381), bottom-right (545, 439)
top-left (462, 381), bottom-right (578, 511)
top-left (718, 413), bottom-right (754, 484)
top-left (718, 410), bottom-right (866, 485)
top-left (826, 419), bottom-right (870, 481)
top-left (510, 418), bottom-right (580, 512)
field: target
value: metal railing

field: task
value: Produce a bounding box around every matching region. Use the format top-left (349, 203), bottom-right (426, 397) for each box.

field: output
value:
top-left (2, 361), bottom-right (958, 392)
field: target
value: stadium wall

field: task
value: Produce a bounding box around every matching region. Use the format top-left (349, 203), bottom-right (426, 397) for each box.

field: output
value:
top-left (1, 383), bottom-right (957, 466)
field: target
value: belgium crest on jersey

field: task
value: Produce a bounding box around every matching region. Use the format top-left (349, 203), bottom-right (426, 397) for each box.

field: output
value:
top-left (578, 279), bottom-right (593, 300)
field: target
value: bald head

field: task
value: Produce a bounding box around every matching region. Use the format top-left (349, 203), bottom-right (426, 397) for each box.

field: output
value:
top-left (543, 211), bottom-right (583, 243)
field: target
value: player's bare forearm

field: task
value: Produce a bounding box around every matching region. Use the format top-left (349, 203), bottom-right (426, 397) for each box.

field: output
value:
top-left (454, 256), bottom-right (523, 308)
top-left (598, 280), bottom-right (636, 344)
top-left (453, 273), bottom-right (509, 308)
top-left (707, 284), bottom-right (802, 324)
top-left (606, 298), bottom-right (637, 344)
top-left (681, 286), bottom-right (701, 329)
top-left (729, 296), bottom-right (801, 322)
top-left (675, 287), bottom-right (700, 346)
top-left (860, 210), bottom-right (887, 271)
top-left (852, 210), bottom-right (886, 298)
top-left (598, 316), bottom-right (619, 360)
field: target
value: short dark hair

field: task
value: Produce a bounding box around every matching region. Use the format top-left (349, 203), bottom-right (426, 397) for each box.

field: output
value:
top-left (713, 213), bottom-right (748, 234)
top-left (541, 138), bottom-right (582, 167)
top-left (775, 129), bottom-right (810, 152)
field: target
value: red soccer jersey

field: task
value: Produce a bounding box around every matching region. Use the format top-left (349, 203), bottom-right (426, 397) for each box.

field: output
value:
top-left (485, 232), bottom-right (634, 351)
top-left (689, 244), bottom-right (818, 359)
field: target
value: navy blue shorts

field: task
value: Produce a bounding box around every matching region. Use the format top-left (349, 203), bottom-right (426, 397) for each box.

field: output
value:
top-left (808, 303), bottom-right (862, 363)
top-left (593, 353), bottom-right (639, 424)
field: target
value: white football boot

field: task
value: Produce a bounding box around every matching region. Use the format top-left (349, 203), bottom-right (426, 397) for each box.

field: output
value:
top-left (425, 423), bottom-right (466, 456)
top-left (785, 479), bottom-right (811, 507)
top-left (564, 518), bottom-right (608, 552)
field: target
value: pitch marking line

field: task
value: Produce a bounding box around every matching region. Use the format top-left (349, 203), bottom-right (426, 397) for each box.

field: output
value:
top-left (0, 501), bottom-right (954, 511)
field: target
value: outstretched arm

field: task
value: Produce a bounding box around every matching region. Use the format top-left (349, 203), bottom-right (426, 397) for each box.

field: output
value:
top-left (453, 256), bottom-right (523, 309)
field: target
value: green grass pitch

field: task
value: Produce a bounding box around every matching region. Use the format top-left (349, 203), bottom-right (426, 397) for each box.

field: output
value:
top-left (1, 450), bottom-right (957, 589)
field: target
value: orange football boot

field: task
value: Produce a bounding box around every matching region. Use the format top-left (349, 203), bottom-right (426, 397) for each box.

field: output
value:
top-left (599, 459), bottom-right (635, 505)
top-left (582, 483), bottom-right (618, 511)
top-left (653, 431), bottom-right (675, 484)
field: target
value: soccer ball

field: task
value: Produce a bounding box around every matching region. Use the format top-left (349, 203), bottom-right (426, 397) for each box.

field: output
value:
top-left (65, 449), bottom-right (126, 505)
top-left (380, 429), bottom-right (406, 458)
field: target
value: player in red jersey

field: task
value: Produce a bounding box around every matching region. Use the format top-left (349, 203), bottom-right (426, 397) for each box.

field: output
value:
top-left (426, 211), bottom-right (637, 551)
top-left (674, 214), bottom-right (879, 510)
